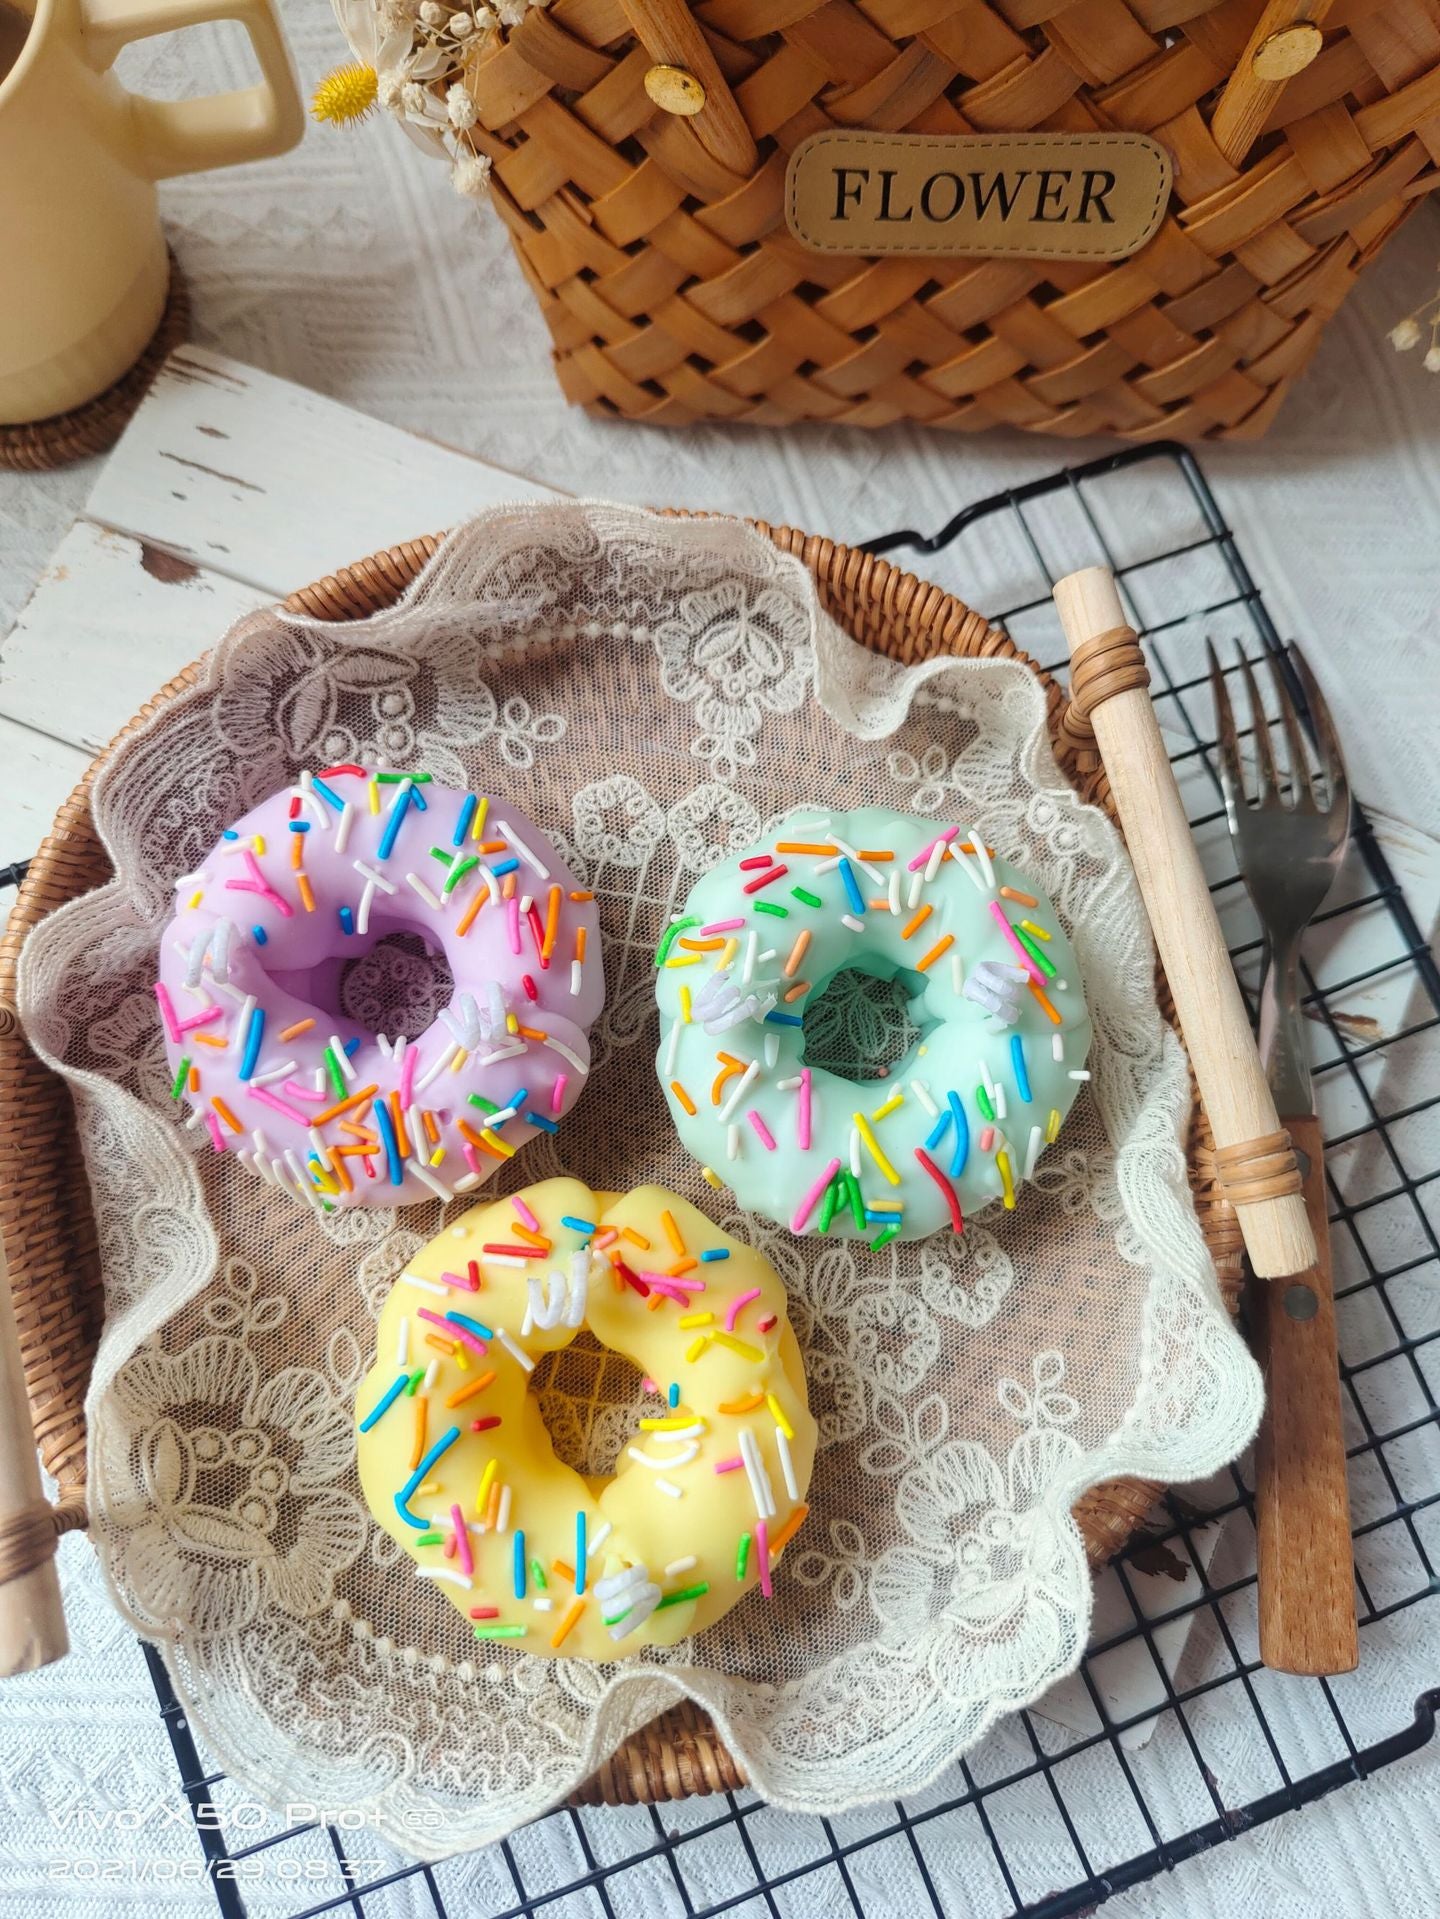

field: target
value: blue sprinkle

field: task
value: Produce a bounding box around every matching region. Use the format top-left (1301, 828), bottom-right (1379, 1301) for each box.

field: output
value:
top-left (525, 1111), bottom-right (559, 1133)
top-left (374, 1098), bottom-right (404, 1186)
top-left (946, 1090), bottom-right (970, 1178)
top-left (668, 1382), bottom-right (680, 1409)
top-left (394, 1426), bottom-right (461, 1528)
top-left (222, 828), bottom-right (239, 841)
top-left (343, 1036), bottom-right (360, 1056)
top-left (1010, 1032), bottom-right (1033, 1104)
top-left (238, 1006), bottom-right (264, 1082)
top-left (453, 793), bottom-right (478, 848)
top-left (311, 775), bottom-right (345, 813)
top-left (576, 1513), bottom-right (586, 1595)
top-left (339, 906), bottom-right (354, 935)
top-left (252, 925), bottom-right (268, 946)
top-left (357, 1372), bottom-right (408, 1432)
top-left (288, 819), bottom-right (311, 833)
top-left (925, 1109), bottom-right (953, 1152)
top-left (446, 1310), bottom-right (495, 1342)
top-left (491, 856), bottom-right (520, 878)
top-left (376, 784), bottom-right (413, 861)
top-left (839, 858), bottom-right (865, 916)
top-left (513, 1530), bottom-right (526, 1599)
top-left (765, 1011), bottom-right (804, 1027)
top-left (560, 1215), bottom-right (596, 1234)
top-left (409, 784), bottom-right (428, 812)
top-left (699, 1248), bottom-right (730, 1262)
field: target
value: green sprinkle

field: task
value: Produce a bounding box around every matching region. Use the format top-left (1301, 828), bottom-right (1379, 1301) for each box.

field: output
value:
top-left (736, 1532), bottom-right (751, 1580)
top-left (656, 1581), bottom-right (711, 1610)
top-left (845, 1170), bottom-right (866, 1233)
top-left (468, 1093), bottom-right (499, 1114)
top-left (791, 886), bottom-right (823, 908)
top-left (403, 1367), bottom-right (426, 1397)
top-left (755, 901), bottom-right (790, 918)
top-left (655, 915), bottom-right (699, 967)
top-left (1014, 925), bottom-right (1058, 979)
top-left (871, 1224), bottom-right (900, 1251)
top-left (323, 1046), bottom-right (347, 1099)
top-left (976, 1084), bottom-right (995, 1122)
top-left (428, 845), bottom-right (455, 865)
top-left (818, 1176), bottom-right (840, 1234)
top-left (444, 854), bottom-right (480, 895)
top-left (378, 770), bottom-right (433, 783)
top-left (531, 1558), bottom-right (548, 1590)
top-left (170, 1056), bottom-right (190, 1100)
top-left (473, 1623), bottom-right (527, 1639)
top-left (602, 1608), bottom-right (632, 1627)
top-left (414, 1530), bottom-right (444, 1547)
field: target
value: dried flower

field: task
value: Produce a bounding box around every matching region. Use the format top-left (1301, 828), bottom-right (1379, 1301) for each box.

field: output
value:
top-left (419, 1), bottom-right (447, 21)
top-left (1425, 345), bottom-right (1440, 373)
top-left (449, 11), bottom-right (474, 33)
top-left (377, 66), bottom-right (407, 111)
top-left (401, 78), bottom-right (430, 116)
top-left (310, 62), bottom-right (379, 125)
top-left (451, 148), bottom-right (492, 197)
top-left (497, 0), bottom-right (526, 22)
top-left (472, 2), bottom-right (497, 23)
top-left (446, 81), bottom-right (478, 128)
top-left (1390, 317), bottom-right (1422, 351)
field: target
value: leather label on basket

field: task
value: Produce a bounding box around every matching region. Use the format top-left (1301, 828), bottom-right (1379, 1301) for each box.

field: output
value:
top-left (785, 130), bottom-right (1172, 262)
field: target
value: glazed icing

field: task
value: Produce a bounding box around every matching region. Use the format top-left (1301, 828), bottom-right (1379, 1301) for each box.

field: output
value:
top-left (354, 1178), bottom-right (815, 1661)
top-left (653, 806), bottom-right (1092, 1243)
top-left (156, 769), bottom-right (602, 1210)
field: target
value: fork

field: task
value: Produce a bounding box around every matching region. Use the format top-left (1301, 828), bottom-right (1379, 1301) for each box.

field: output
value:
top-left (1208, 640), bottom-right (1359, 1676)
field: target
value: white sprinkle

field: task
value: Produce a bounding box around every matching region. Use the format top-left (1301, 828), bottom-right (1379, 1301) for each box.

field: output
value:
top-left (888, 871), bottom-right (901, 915)
top-left (812, 854), bottom-right (841, 875)
top-left (406, 872), bottom-right (443, 911)
top-left (654, 1478), bottom-right (683, 1499)
top-left (1069, 1069), bottom-right (1091, 1081)
top-left (717, 1059), bottom-right (759, 1123)
top-left (924, 838), bottom-right (946, 882)
top-left (907, 872), bottom-right (924, 910)
top-left (950, 842), bottom-right (988, 892)
top-left (174, 869), bottom-right (208, 891)
top-left (849, 1126), bottom-right (862, 1176)
top-left (841, 913), bottom-right (865, 932)
top-left (776, 1425), bottom-right (800, 1501)
top-left (1024, 1124), bottom-right (1044, 1180)
top-left (329, 1034), bottom-right (356, 1082)
top-left (396, 1317), bottom-right (410, 1365)
top-left (664, 1018), bottom-right (682, 1077)
top-left (763, 1031), bottom-right (780, 1069)
top-left (299, 771), bottom-right (331, 827)
top-left (422, 1359), bottom-right (439, 1390)
top-left (627, 1443), bottom-right (699, 1469)
top-left (231, 993), bottom-right (256, 1054)
top-left (532, 1596), bottom-right (553, 1612)
top-left (519, 893), bottom-right (534, 917)
top-left (498, 817), bottom-right (550, 878)
top-left (570, 960), bottom-right (583, 996)
top-left (249, 1058), bottom-right (298, 1087)
top-left (416, 1568), bottom-right (471, 1589)
top-left (353, 858), bottom-right (397, 895)
top-left (415, 1040), bottom-right (459, 1092)
top-left (542, 1035), bottom-right (587, 1072)
top-left (496, 1484), bottom-right (512, 1533)
top-left (213, 977), bottom-right (249, 1003)
top-left (403, 1271), bottom-right (449, 1295)
top-left (497, 1327), bottom-right (534, 1374)
top-left (777, 1075), bottom-right (802, 1091)
top-left (727, 1122), bottom-right (741, 1161)
top-left (455, 1172), bottom-right (481, 1193)
top-left (995, 1084), bottom-right (1008, 1120)
top-left (950, 953), bottom-right (964, 995)
top-left (830, 833), bottom-right (863, 862)
top-left (1052, 1032), bottom-right (1066, 1062)
top-left (586, 1519), bottom-right (612, 1560)
top-left (313, 1067), bottom-right (326, 1094)
top-left (909, 1079), bottom-right (939, 1118)
top-left (477, 1042), bottom-right (527, 1067)
top-left (739, 1427), bottom-right (776, 1519)
top-left (356, 881), bottom-right (375, 936)
top-left (335, 801), bottom-right (354, 856)
top-left (653, 1422), bottom-right (706, 1442)
top-left (742, 929), bottom-right (758, 986)
top-left (664, 1555), bottom-right (698, 1578)
top-left (252, 1127), bottom-right (271, 1161)
top-left (485, 1252), bottom-right (532, 1269)
top-left (407, 1159), bottom-right (454, 1201)
top-left (758, 948), bottom-right (777, 963)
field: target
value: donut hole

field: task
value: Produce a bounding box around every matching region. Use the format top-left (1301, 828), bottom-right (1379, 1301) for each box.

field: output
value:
top-left (336, 931), bottom-right (456, 1043)
top-left (532, 1333), bottom-right (649, 1480)
top-left (800, 964), bottom-right (927, 1084)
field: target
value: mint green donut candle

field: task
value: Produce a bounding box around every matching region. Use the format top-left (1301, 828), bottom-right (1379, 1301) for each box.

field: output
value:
top-left (653, 807), bottom-right (1093, 1246)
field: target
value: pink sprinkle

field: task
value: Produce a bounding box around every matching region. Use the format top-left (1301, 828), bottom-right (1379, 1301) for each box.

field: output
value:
top-left (505, 895), bottom-right (521, 954)
top-left (741, 864), bottom-right (788, 895)
top-left (980, 1125), bottom-right (995, 1152)
top-left (463, 1143), bottom-right (483, 1178)
top-left (441, 1269), bottom-right (478, 1292)
top-left (798, 1067), bottom-right (812, 1151)
top-left (701, 917), bottom-right (746, 935)
top-left (399, 1046), bottom-right (418, 1110)
top-left (791, 1157), bottom-right (841, 1235)
top-left (640, 1272), bottom-right (703, 1301)
top-left (418, 1307), bottom-right (487, 1354)
top-left (249, 1084), bottom-right (313, 1125)
top-left (724, 1287), bottom-right (762, 1332)
top-left (550, 1074), bottom-right (567, 1115)
top-left (738, 855), bottom-right (773, 870)
top-left (205, 1111), bottom-right (227, 1153)
top-left (713, 1457), bottom-right (744, 1474)
top-left (747, 1110), bottom-right (777, 1151)
top-left (451, 1504), bottom-right (474, 1576)
top-left (908, 825), bottom-right (959, 872)
top-left (756, 1518), bottom-right (773, 1597)
top-left (225, 848), bottom-right (293, 916)
top-left (153, 981), bottom-right (182, 1045)
top-left (756, 1313), bottom-right (777, 1334)
top-left (511, 1195), bottom-right (541, 1232)
top-left (281, 1079), bottom-right (327, 1103)
top-left (176, 1004), bottom-right (223, 1034)
top-left (593, 1227), bottom-right (619, 1250)
top-left (987, 898), bottom-right (1045, 984)
top-left (642, 1377), bottom-right (658, 1394)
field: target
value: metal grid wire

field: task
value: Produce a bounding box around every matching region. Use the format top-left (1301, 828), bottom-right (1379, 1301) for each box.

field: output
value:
top-left (84, 445), bottom-right (1440, 1915)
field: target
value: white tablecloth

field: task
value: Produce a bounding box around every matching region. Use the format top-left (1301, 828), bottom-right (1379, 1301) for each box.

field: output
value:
top-left (1, 5), bottom-right (1438, 1914)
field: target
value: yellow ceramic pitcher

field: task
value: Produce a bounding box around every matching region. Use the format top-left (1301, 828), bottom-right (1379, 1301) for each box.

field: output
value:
top-left (0, 0), bottom-right (302, 424)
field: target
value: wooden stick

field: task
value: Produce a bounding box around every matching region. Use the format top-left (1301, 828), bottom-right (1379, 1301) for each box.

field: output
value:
top-left (1210, 0), bottom-right (1333, 167)
top-left (0, 1233), bottom-right (68, 1675)
top-left (619, 0), bottom-right (758, 179)
top-left (1052, 567), bottom-right (1315, 1279)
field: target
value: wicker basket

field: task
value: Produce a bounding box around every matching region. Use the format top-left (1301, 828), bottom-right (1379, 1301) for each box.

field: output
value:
top-left (0, 523), bottom-right (1243, 1804)
top-left (455, 0), bottom-right (1440, 439)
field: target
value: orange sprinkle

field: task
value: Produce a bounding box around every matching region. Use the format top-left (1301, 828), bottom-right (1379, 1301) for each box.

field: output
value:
top-left (478, 839), bottom-right (507, 854)
top-left (768, 1502), bottom-right (811, 1557)
top-left (646, 1290), bottom-right (669, 1312)
top-left (916, 934), bottom-right (954, 972)
top-left (1000, 885), bottom-right (1038, 906)
top-left (455, 888), bottom-right (485, 938)
top-left (857, 849), bottom-right (894, 861)
top-left (290, 834), bottom-right (303, 870)
top-left (784, 981), bottom-right (809, 1001)
top-left (901, 904), bottom-right (933, 941)
top-left (297, 873), bottom-right (315, 913)
top-left (671, 1081), bottom-right (696, 1115)
top-left (329, 1149), bottom-right (353, 1193)
top-left (678, 936), bottom-right (725, 952)
top-left (502, 872), bottom-right (516, 899)
top-left (575, 926), bottom-right (588, 962)
top-left (622, 1228), bottom-right (651, 1249)
top-left (458, 1118), bottom-right (507, 1159)
top-left (445, 1368), bottom-right (497, 1408)
top-left (569, 890), bottom-right (593, 901)
top-left (517, 1023), bottom-right (546, 1041)
top-left (210, 1097), bottom-right (241, 1133)
top-left (550, 1559), bottom-right (576, 1584)
top-left (718, 1391), bottom-right (766, 1413)
top-left (711, 1060), bottom-right (743, 1105)
top-left (339, 1120), bottom-right (378, 1142)
top-left (783, 928), bottom-right (812, 977)
top-left (425, 1333), bottom-right (456, 1357)
top-left (332, 1143), bottom-right (376, 1157)
top-left (956, 841), bottom-right (995, 856)
top-left (660, 1208), bottom-right (685, 1255)
top-left (187, 1067), bottom-right (200, 1092)
top-left (775, 841), bottom-right (835, 855)
top-left (542, 885), bottom-right (561, 959)
top-left (669, 1256), bottom-right (698, 1277)
top-left (868, 898), bottom-right (891, 910)
top-left (512, 1223), bottom-right (551, 1250)
top-left (409, 1396), bottom-right (428, 1470)
top-left (422, 1109), bottom-right (440, 1145)
top-left (551, 1596), bottom-right (586, 1650)
top-left (280, 1017), bottom-right (316, 1042)
top-left (390, 1091), bottom-right (410, 1160)
top-left (192, 1033), bottom-right (226, 1049)
top-left (1029, 981), bottom-right (1063, 1024)
top-left (484, 1480), bottom-right (501, 1530)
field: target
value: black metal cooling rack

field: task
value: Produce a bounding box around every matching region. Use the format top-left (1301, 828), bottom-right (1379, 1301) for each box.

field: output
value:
top-left (22, 441), bottom-right (1440, 1918)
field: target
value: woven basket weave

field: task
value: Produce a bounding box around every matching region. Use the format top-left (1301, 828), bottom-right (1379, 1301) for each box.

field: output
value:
top-left (457, 0), bottom-right (1440, 439)
top-left (0, 523), bottom-right (1243, 1803)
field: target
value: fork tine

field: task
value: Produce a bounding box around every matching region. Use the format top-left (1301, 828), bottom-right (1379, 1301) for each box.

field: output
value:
top-left (1206, 639), bottom-right (1245, 822)
top-left (1237, 652), bottom-right (1279, 803)
top-left (1289, 645), bottom-right (1352, 827)
top-left (1267, 651), bottom-right (1314, 810)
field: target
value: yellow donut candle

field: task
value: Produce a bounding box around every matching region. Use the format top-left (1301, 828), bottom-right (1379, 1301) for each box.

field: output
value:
top-left (355, 1178), bottom-right (816, 1660)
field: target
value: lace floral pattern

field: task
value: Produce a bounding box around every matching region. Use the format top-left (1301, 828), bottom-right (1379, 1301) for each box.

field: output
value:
top-left (18, 502), bottom-right (1261, 1854)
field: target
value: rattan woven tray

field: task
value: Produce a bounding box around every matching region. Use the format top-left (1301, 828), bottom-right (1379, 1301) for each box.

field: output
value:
top-left (0, 520), bottom-right (1244, 1806)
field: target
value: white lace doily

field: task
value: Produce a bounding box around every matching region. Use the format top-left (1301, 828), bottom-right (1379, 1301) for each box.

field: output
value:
top-left (17, 503), bottom-right (1260, 1853)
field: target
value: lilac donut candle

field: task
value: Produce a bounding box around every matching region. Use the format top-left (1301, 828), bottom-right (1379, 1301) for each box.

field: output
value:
top-left (155, 765), bottom-right (602, 1211)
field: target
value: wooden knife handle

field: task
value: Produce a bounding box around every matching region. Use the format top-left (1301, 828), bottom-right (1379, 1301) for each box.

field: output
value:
top-left (1254, 1110), bottom-right (1358, 1674)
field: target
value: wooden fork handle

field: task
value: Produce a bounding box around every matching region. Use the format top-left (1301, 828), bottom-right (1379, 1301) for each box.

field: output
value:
top-left (1254, 1110), bottom-right (1358, 1674)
